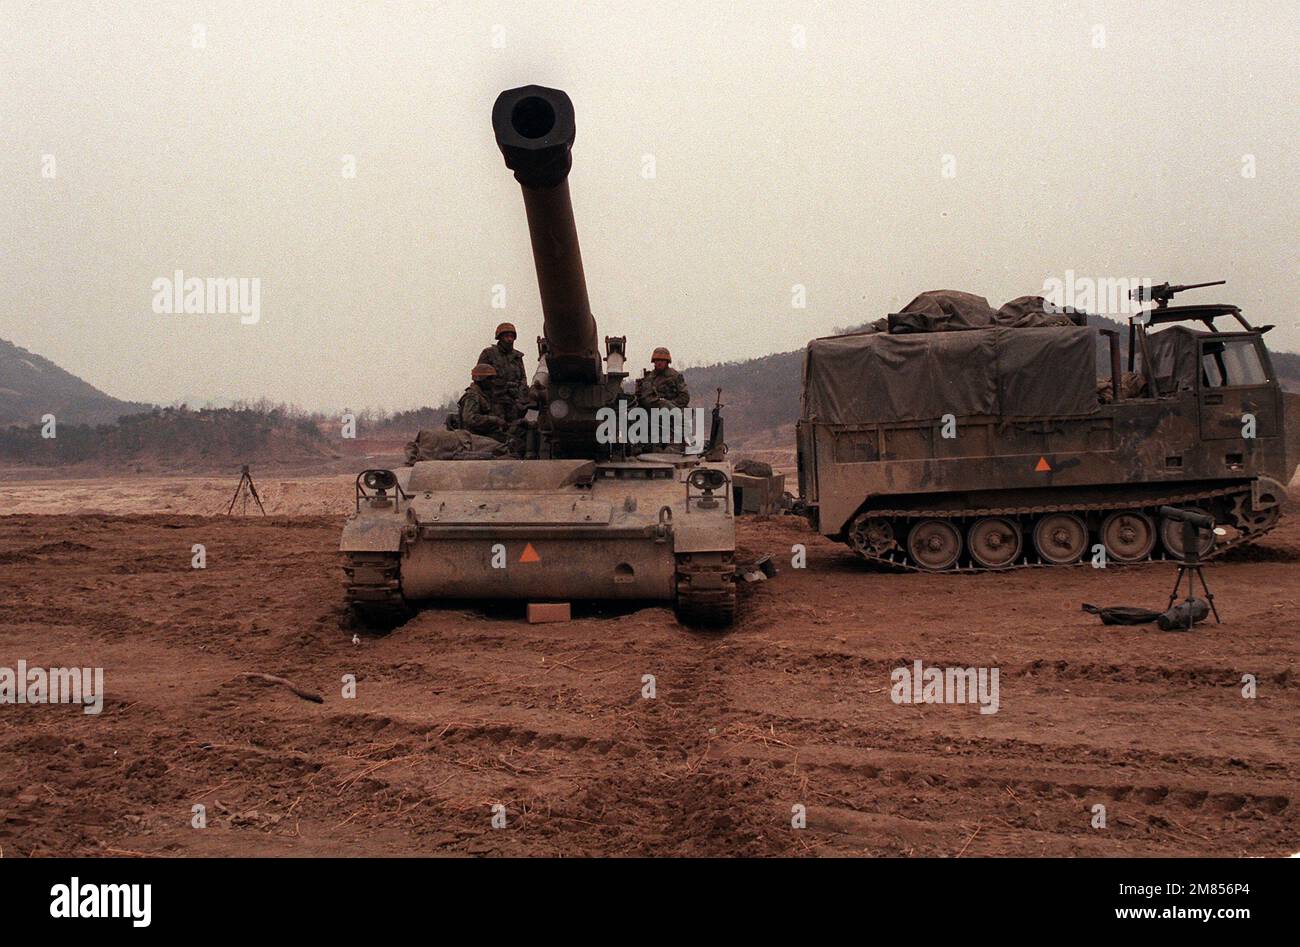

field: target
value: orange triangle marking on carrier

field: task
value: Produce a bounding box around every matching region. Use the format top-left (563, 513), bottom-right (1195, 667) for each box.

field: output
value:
top-left (519, 542), bottom-right (541, 563)
top-left (1035, 456), bottom-right (1052, 473)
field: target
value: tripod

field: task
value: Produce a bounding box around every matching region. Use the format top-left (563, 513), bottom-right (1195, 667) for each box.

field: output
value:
top-left (226, 464), bottom-right (266, 516)
top-left (1164, 518), bottom-right (1221, 630)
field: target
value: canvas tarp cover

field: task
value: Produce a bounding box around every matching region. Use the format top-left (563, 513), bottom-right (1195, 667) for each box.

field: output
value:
top-left (996, 295), bottom-right (1082, 328)
top-left (888, 290), bottom-right (997, 333)
top-left (888, 291), bottom-right (1085, 333)
top-left (803, 326), bottom-right (1098, 423)
top-left (1145, 326), bottom-right (1202, 393)
top-left (404, 428), bottom-right (509, 463)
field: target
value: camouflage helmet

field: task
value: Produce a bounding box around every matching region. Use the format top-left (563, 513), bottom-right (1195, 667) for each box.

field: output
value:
top-left (495, 322), bottom-right (517, 339)
top-left (471, 362), bottom-right (498, 380)
top-left (651, 346), bottom-right (672, 363)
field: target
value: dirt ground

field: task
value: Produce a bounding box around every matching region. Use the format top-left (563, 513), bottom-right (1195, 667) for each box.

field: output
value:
top-left (0, 476), bottom-right (1297, 857)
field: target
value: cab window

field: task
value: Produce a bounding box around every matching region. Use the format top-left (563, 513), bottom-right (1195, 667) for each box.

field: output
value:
top-left (1201, 338), bottom-right (1267, 388)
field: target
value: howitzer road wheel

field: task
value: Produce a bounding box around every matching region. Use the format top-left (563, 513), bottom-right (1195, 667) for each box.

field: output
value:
top-left (1032, 513), bottom-right (1088, 565)
top-left (968, 517), bottom-right (1022, 569)
top-left (907, 519), bottom-right (962, 571)
top-left (1101, 511), bottom-right (1156, 563)
top-left (1160, 508), bottom-right (1217, 559)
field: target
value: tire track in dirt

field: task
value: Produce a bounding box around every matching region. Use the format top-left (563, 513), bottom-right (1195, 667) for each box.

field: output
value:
top-left (736, 649), bottom-right (1297, 690)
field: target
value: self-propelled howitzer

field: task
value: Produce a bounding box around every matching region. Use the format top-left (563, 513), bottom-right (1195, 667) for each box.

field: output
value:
top-left (340, 85), bottom-right (738, 626)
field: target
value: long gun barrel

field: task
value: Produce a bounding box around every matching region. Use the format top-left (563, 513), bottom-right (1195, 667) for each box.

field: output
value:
top-left (1130, 279), bottom-right (1226, 307)
top-left (493, 85), bottom-right (602, 383)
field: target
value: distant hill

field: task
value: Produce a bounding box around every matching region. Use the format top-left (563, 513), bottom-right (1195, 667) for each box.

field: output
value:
top-left (1271, 349), bottom-right (1300, 390)
top-left (0, 406), bottom-right (344, 475)
top-left (681, 350), bottom-right (804, 441)
top-left (0, 338), bottom-right (152, 427)
top-left (687, 315), bottom-right (1300, 441)
top-left (0, 339), bottom-right (408, 476)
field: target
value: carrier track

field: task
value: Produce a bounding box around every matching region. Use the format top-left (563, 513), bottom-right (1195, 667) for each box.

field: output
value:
top-left (846, 484), bottom-right (1281, 572)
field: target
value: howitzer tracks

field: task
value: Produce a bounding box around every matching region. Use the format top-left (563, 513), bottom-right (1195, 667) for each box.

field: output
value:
top-left (343, 551), bottom-right (412, 628)
top-left (673, 550), bottom-right (737, 627)
top-left (343, 549), bottom-right (738, 628)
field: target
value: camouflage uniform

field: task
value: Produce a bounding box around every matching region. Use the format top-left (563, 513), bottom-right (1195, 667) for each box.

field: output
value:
top-left (458, 383), bottom-right (508, 441)
top-left (477, 342), bottom-right (528, 422)
top-left (636, 366), bottom-right (690, 410)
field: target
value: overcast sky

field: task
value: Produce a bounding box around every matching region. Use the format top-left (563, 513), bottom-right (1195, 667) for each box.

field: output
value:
top-left (2, 0), bottom-right (1296, 411)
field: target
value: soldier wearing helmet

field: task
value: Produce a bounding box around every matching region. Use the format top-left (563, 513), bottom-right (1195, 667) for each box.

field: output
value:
top-left (636, 346), bottom-right (690, 411)
top-left (476, 322), bottom-right (529, 423)
top-left (457, 363), bottom-right (509, 441)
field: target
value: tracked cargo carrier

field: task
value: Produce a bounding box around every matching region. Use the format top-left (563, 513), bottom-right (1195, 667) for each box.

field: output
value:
top-left (341, 85), bottom-right (736, 625)
top-left (796, 284), bottom-right (1296, 570)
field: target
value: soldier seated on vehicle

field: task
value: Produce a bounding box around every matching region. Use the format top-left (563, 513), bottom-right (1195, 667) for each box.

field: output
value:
top-left (477, 322), bottom-right (529, 424)
top-left (634, 347), bottom-right (691, 453)
top-left (457, 363), bottom-right (510, 442)
top-left (636, 347), bottom-right (690, 411)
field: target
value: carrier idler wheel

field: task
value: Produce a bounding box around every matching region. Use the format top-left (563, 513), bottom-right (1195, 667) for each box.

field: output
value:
top-left (907, 519), bottom-right (962, 571)
top-left (967, 517), bottom-right (1022, 569)
top-left (1100, 511), bottom-right (1156, 563)
top-left (1032, 513), bottom-right (1088, 565)
top-left (1159, 508), bottom-right (1217, 558)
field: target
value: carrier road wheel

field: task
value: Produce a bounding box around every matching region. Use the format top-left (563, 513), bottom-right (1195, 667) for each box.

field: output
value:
top-left (1100, 511), bottom-right (1156, 563)
top-left (1159, 508), bottom-right (1217, 559)
top-left (1032, 513), bottom-right (1088, 565)
top-left (907, 519), bottom-right (962, 571)
top-left (968, 517), bottom-right (1022, 569)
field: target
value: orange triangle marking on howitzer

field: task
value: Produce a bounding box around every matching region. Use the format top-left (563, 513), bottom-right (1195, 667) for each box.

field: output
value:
top-left (1035, 456), bottom-right (1052, 472)
top-left (519, 543), bottom-right (541, 563)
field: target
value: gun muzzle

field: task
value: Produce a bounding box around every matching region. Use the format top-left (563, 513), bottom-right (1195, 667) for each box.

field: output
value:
top-left (492, 86), bottom-right (576, 189)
